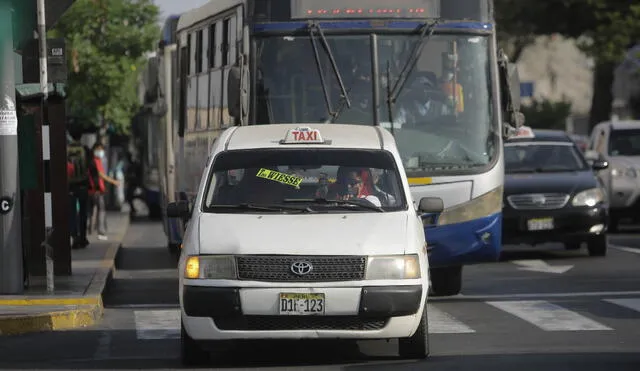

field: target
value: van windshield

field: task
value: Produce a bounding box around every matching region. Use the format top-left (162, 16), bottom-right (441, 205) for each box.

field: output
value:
top-left (202, 149), bottom-right (407, 213)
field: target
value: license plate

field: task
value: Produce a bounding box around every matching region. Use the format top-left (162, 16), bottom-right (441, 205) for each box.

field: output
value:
top-left (527, 217), bottom-right (554, 231)
top-left (279, 293), bottom-right (325, 315)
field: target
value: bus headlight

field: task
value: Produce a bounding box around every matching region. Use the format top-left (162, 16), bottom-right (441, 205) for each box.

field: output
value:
top-left (365, 255), bottom-right (421, 280)
top-left (572, 188), bottom-right (604, 207)
top-left (437, 186), bottom-right (503, 226)
top-left (184, 255), bottom-right (236, 279)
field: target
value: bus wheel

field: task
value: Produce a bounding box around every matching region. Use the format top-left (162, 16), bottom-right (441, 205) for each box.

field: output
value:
top-left (430, 266), bottom-right (462, 296)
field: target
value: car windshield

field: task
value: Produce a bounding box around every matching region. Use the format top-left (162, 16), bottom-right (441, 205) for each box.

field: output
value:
top-left (609, 129), bottom-right (640, 156)
top-left (202, 149), bottom-right (407, 213)
top-left (504, 143), bottom-right (588, 173)
top-left (253, 33), bottom-right (495, 174)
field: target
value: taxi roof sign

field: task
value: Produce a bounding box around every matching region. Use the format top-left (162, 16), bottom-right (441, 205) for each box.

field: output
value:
top-left (280, 127), bottom-right (330, 144)
top-left (513, 125), bottom-right (535, 139)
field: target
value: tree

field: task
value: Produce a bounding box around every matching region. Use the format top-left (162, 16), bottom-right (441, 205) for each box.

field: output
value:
top-left (494, 0), bottom-right (640, 130)
top-left (50, 0), bottom-right (160, 134)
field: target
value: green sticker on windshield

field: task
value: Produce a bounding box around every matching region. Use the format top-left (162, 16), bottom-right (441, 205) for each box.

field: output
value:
top-left (256, 168), bottom-right (304, 188)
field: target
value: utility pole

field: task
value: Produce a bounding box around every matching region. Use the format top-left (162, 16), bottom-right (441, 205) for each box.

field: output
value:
top-left (37, 0), bottom-right (54, 293)
top-left (0, 0), bottom-right (24, 294)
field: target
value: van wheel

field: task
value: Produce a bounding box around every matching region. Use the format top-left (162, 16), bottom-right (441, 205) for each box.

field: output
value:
top-left (181, 322), bottom-right (209, 366)
top-left (430, 266), bottom-right (462, 296)
top-left (398, 305), bottom-right (430, 359)
top-left (587, 235), bottom-right (607, 257)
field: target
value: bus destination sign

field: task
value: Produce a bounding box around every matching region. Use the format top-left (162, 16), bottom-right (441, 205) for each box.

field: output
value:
top-left (290, 0), bottom-right (441, 19)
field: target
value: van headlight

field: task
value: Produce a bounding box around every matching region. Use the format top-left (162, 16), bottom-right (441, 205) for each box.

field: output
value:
top-left (437, 186), bottom-right (503, 226)
top-left (184, 255), bottom-right (236, 279)
top-left (365, 255), bottom-right (421, 280)
top-left (572, 188), bottom-right (604, 207)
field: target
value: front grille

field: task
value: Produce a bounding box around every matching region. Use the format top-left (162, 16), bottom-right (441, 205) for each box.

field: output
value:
top-left (214, 316), bottom-right (387, 331)
top-left (236, 255), bottom-right (366, 282)
top-left (507, 193), bottom-right (570, 210)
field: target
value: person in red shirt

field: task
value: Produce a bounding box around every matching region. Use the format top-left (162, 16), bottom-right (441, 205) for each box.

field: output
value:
top-left (88, 142), bottom-right (120, 240)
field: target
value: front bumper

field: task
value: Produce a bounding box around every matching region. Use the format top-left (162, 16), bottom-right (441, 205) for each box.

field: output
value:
top-left (181, 284), bottom-right (424, 340)
top-left (502, 205), bottom-right (608, 246)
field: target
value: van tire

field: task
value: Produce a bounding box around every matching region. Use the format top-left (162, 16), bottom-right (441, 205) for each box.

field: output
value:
top-left (398, 305), bottom-right (430, 359)
top-left (181, 322), bottom-right (210, 366)
top-left (430, 266), bottom-right (462, 296)
top-left (587, 235), bottom-right (607, 257)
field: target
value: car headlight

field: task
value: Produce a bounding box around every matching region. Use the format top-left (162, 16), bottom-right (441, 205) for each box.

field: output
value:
top-left (571, 188), bottom-right (604, 207)
top-left (365, 255), bottom-right (421, 280)
top-left (184, 255), bottom-right (236, 279)
top-left (436, 186), bottom-right (503, 226)
top-left (611, 167), bottom-right (637, 178)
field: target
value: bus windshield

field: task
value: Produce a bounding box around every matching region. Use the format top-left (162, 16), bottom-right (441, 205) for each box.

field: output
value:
top-left (254, 33), bottom-right (495, 174)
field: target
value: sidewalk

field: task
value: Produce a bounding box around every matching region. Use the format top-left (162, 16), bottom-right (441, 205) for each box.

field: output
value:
top-left (0, 211), bottom-right (130, 336)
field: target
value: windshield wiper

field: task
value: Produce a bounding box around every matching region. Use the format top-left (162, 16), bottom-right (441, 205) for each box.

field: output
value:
top-left (385, 19), bottom-right (441, 132)
top-left (283, 198), bottom-right (384, 212)
top-left (308, 22), bottom-right (351, 122)
top-left (209, 203), bottom-right (313, 213)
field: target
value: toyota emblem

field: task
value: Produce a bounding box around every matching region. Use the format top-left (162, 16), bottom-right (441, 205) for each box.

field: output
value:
top-left (290, 260), bottom-right (313, 276)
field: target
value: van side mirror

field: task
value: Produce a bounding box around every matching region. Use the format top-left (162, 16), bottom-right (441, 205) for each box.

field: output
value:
top-left (418, 197), bottom-right (444, 214)
top-left (592, 159), bottom-right (609, 171)
top-left (167, 201), bottom-right (190, 219)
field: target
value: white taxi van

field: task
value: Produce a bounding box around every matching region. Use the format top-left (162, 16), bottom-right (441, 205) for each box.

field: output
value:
top-left (167, 124), bottom-right (444, 365)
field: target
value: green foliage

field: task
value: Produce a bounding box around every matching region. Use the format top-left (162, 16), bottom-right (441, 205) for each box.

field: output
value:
top-left (494, 0), bottom-right (640, 64)
top-left (50, 0), bottom-right (160, 134)
top-left (521, 99), bottom-right (573, 130)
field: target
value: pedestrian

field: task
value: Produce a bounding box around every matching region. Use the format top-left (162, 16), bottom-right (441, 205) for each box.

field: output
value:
top-left (87, 142), bottom-right (120, 241)
top-left (66, 129), bottom-right (91, 249)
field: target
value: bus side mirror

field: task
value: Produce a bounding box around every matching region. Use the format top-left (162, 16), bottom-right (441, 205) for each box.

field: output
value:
top-left (227, 65), bottom-right (241, 119)
top-left (227, 56), bottom-right (249, 124)
top-left (167, 201), bottom-right (190, 219)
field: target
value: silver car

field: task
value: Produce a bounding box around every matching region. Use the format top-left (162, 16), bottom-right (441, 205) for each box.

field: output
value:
top-left (586, 119), bottom-right (640, 231)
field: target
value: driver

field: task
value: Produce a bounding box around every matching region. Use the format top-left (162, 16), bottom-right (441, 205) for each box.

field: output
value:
top-left (326, 167), bottom-right (382, 207)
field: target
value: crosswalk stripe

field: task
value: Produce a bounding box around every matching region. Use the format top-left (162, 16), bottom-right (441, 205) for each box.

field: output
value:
top-left (427, 304), bottom-right (475, 334)
top-left (134, 310), bottom-right (180, 340)
top-left (603, 298), bottom-right (640, 313)
top-left (487, 300), bottom-right (613, 331)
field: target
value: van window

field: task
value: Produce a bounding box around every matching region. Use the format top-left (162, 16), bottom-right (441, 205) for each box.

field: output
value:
top-left (203, 149), bottom-right (407, 212)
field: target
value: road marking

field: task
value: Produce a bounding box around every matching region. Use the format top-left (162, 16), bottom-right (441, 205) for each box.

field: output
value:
top-left (610, 245), bottom-right (640, 255)
top-left (511, 259), bottom-right (573, 274)
top-left (134, 310), bottom-right (180, 340)
top-left (487, 300), bottom-right (612, 331)
top-left (604, 298), bottom-right (640, 313)
top-left (93, 331), bottom-right (112, 359)
top-left (427, 304), bottom-right (475, 334)
top-left (430, 290), bottom-right (640, 301)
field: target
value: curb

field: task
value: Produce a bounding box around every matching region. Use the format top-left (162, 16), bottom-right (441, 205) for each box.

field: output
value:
top-left (0, 213), bottom-right (130, 336)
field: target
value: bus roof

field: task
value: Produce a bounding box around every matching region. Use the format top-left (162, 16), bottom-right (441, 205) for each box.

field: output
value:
top-left (177, 0), bottom-right (244, 31)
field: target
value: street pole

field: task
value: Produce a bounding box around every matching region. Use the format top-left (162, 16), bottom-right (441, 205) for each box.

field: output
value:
top-left (37, 0), bottom-right (54, 293)
top-left (0, 0), bottom-right (24, 294)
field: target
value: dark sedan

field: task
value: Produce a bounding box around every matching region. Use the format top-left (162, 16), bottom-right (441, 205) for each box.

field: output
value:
top-left (502, 129), bottom-right (610, 256)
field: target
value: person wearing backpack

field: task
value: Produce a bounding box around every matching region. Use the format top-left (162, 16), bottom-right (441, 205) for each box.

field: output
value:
top-left (67, 131), bottom-right (91, 249)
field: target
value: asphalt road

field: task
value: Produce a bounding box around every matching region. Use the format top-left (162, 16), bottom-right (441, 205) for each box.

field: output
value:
top-left (1, 219), bottom-right (640, 370)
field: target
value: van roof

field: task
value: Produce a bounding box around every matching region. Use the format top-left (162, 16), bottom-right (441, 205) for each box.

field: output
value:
top-left (224, 123), bottom-right (392, 151)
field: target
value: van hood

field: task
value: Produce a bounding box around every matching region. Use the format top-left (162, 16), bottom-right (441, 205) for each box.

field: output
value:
top-left (197, 212), bottom-right (409, 256)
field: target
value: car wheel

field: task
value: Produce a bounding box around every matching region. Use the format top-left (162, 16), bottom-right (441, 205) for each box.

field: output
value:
top-left (587, 235), bottom-right (607, 257)
top-left (430, 266), bottom-right (462, 296)
top-left (398, 305), bottom-right (430, 359)
top-left (181, 322), bottom-right (210, 366)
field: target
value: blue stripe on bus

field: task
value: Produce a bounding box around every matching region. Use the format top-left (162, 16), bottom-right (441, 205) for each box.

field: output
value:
top-left (426, 211), bottom-right (502, 267)
top-left (253, 21), bottom-right (492, 32)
